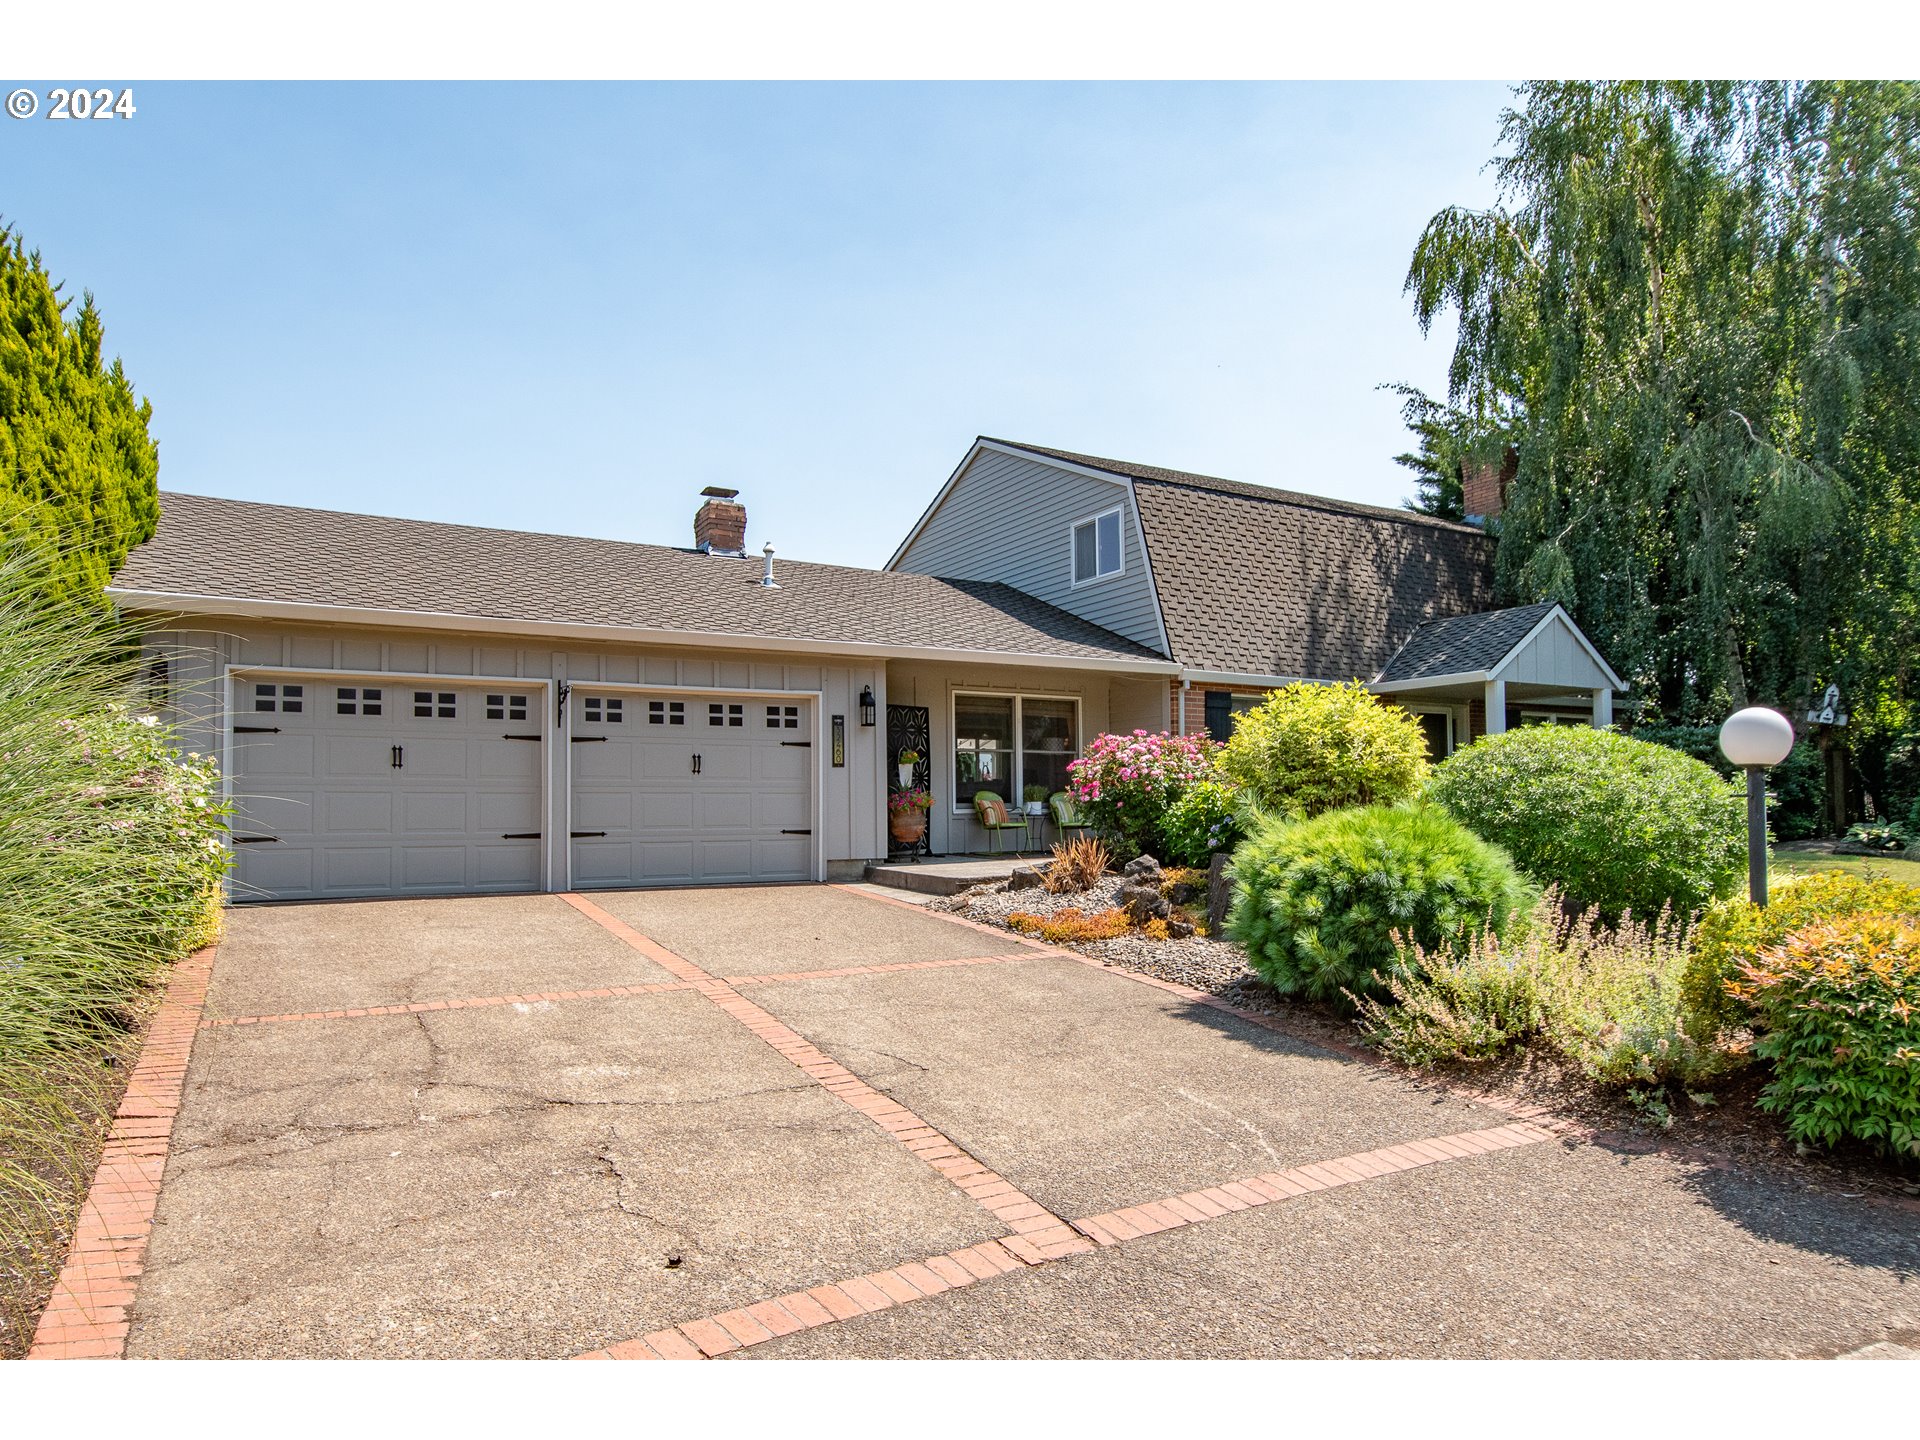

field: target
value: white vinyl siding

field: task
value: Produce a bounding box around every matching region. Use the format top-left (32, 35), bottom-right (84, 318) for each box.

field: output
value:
top-left (892, 448), bottom-right (1165, 653)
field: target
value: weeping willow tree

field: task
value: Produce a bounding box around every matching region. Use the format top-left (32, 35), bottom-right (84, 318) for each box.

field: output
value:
top-left (1403, 83), bottom-right (1920, 793)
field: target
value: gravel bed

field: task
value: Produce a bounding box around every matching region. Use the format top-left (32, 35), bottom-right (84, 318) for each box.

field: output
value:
top-left (933, 880), bottom-right (1290, 1018)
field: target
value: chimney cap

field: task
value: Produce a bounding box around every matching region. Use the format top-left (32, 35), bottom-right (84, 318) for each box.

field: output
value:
top-left (699, 486), bottom-right (740, 500)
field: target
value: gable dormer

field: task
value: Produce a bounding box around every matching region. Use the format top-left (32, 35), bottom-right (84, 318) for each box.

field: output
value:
top-left (886, 439), bottom-right (1170, 656)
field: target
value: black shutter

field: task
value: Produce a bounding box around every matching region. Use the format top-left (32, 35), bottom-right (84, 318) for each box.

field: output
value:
top-left (1204, 690), bottom-right (1233, 743)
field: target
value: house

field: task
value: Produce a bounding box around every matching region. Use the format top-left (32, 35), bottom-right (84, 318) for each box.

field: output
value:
top-left (111, 437), bottom-right (1620, 902)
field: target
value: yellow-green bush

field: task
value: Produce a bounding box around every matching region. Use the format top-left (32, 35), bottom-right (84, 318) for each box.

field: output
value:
top-left (1732, 916), bottom-right (1920, 1157)
top-left (1217, 681), bottom-right (1430, 821)
top-left (1682, 871), bottom-right (1920, 1045)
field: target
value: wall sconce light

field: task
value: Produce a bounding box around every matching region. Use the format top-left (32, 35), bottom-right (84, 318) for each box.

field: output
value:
top-left (858, 685), bottom-right (877, 727)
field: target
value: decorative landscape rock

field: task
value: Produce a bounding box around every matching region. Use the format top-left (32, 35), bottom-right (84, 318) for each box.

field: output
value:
top-left (1207, 852), bottom-right (1232, 935)
top-left (1006, 865), bottom-right (1046, 891)
top-left (1115, 854), bottom-right (1172, 924)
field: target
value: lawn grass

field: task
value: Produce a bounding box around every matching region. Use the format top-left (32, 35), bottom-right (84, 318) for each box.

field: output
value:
top-left (1772, 847), bottom-right (1920, 885)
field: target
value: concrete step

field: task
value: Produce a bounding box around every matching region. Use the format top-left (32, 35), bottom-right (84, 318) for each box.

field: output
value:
top-left (862, 857), bottom-right (1043, 897)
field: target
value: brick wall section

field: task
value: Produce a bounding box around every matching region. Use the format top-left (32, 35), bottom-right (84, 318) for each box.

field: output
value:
top-left (1170, 681), bottom-right (1273, 739)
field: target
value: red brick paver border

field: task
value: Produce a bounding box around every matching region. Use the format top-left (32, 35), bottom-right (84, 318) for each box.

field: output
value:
top-left (28, 946), bottom-right (218, 1360)
top-left (576, 1121), bottom-right (1553, 1359)
top-left (560, 893), bottom-right (1093, 1262)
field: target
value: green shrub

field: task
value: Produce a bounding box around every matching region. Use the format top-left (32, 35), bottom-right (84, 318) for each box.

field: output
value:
top-left (1428, 724), bottom-right (1744, 922)
top-left (1732, 916), bottom-right (1920, 1158)
top-left (1160, 779), bottom-right (1248, 867)
top-left (1065, 730), bottom-right (1215, 861)
top-left (1217, 681), bottom-right (1429, 821)
top-left (1633, 724), bottom-right (1829, 840)
top-left (1225, 802), bottom-right (1533, 1003)
top-left (1357, 892), bottom-right (1729, 1092)
top-left (0, 551), bottom-right (230, 1060)
top-left (1681, 871), bottom-right (1920, 1045)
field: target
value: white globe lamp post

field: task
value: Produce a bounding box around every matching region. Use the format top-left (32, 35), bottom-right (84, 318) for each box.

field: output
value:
top-left (1719, 707), bottom-right (1795, 906)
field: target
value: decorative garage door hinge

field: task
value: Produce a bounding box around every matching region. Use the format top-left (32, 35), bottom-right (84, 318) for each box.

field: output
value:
top-left (780, 740), bottom-right (812, 747)
top-left (502, 733), bottom-right (542, 741)
top-left (781, 828), bottom-right (813, 835)
top-left (501, 832), bottom-right (542, 840)
top-left (569, 735), bottom-right (607, 743)
top-left (569, 830), bottom-right (607, 838)
top-left (232, 725), bottom-right (280, 734)
top-left (232, 835), bottom-right (279, 844)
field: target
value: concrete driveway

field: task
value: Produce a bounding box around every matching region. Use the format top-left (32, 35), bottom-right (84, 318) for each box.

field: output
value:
top-left (115, 885), bottom-right (1919, 1359)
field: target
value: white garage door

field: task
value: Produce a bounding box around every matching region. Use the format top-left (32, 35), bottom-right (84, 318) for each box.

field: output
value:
top-left (229, 676), bottom-right (545, 901)
top-left (568, 689), bottom-right (814, 888)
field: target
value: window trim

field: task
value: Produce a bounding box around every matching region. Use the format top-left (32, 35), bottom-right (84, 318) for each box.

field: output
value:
top-left (949, 689), bottom-right (1082, 816)
top-left (1068, 505), bottom-right (1126, 588)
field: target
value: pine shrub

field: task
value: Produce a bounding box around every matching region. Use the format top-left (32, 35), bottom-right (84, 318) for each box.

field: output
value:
top-left (1226, 803), bottom-right (1534, 1003)
top-left (1427, 724), bottom-right (1744, 922)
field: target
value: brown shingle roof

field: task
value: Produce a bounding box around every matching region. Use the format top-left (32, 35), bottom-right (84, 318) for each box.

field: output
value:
top-left (112, 492), bottom-right (1169, 666)
top-left (989, 439), bottom-right (1496, 679)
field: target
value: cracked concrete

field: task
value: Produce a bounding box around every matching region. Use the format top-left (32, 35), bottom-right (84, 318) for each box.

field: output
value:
top-left (130, 966), bottom-right (998, 1358)
top-left (203, 894), bottom-right (676, 1019)
top-left (749, 956), bottom-right (1503, 1220)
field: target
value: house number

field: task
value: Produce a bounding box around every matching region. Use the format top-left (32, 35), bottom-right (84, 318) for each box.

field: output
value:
top-left (831, 715), bottom-right (845, 768)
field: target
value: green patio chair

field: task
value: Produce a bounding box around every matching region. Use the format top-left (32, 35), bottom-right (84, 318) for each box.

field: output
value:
top-left (971, 791), bottom-right (1028, 855)
top-left (1049, 791), bottom-right (1092, 840)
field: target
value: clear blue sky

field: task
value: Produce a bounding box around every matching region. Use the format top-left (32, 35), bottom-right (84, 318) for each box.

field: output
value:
top-left (5, 82), bottom-right (1508, 566)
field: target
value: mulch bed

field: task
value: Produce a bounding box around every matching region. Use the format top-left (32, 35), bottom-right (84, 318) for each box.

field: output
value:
top-left (936, 879), bottom-right (1920, 1207)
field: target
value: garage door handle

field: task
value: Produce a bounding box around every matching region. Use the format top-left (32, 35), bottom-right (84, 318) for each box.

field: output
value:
top-left (569, 830), bottom-right (607, 838)
top-left (391, 745), bottom-right (403, 769)
top-left (233, 835), bottom-right (279, 844)
top-left (691, 753), bottom-right (701, 774)
top-left (233, 725), bottom-right (280, 734)
top-left (502, 733), bottom-right (542, 741)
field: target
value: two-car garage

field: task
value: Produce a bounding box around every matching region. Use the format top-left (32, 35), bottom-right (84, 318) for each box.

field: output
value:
top-left (227, 672), bottom-right (816, 902)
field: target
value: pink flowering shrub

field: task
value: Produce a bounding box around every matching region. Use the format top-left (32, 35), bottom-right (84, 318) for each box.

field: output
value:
top-left (1066, 730), bottom-right (1217, 860)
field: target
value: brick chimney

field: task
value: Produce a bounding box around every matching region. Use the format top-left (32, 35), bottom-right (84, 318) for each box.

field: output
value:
top-left (694, 486), bottom-right (746, 554)
top-left (1462, 447), bottom-right (1518, 524)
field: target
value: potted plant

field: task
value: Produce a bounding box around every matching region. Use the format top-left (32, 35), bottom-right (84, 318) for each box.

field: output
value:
top-left (895, 749), bottom-right (922, 790)
top-left (1023, 783), bottom-right (1049, 816)
top-left (888, 787), bottom-right (933, 845)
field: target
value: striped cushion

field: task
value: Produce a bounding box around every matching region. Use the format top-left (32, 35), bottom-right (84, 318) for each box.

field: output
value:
top-left (975, 794), bottom-right (1012, 826)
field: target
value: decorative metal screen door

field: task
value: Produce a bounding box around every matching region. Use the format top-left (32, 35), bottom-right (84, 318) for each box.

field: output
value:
top-left (886, 703), bottom-right (932, 858)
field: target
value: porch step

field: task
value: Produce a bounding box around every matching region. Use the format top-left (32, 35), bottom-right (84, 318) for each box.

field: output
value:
top-left (862, 857), bottom-right (1043, 897)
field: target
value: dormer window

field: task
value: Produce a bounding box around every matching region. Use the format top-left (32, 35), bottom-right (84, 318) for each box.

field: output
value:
top-left (1071, 507), bottom-right (1123, 585)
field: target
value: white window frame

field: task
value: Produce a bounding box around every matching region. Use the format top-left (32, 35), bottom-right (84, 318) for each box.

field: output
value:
top-left (1518, 709), bottom-right (1589, 728)
top-left (1068, 505), bottom-right (1125, 588)
top-left (1402, 704), bottom-right (1457, 758)
top-left (950, 690), bottom-right (1082, 816)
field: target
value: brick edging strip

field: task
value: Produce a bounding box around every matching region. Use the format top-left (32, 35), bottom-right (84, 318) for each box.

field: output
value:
top-left (559, 894), bottom-right (1092, 1262)
top-left (575, 1121), bottom-right (1553, 1359)
top-left (28, 946), bottom-right (218, 1360)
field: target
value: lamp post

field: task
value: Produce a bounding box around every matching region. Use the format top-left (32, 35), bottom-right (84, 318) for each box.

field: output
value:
top-left (1718, 706), bottom-right (1795, 906)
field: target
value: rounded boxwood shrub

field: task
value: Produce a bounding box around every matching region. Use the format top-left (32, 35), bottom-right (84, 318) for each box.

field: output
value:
top-left (1225, 802), bottom-right (1534, 1004)
top-left (1159, 779), bottom-right (1247, 868)
top-left (1427, 725), bottom-right (1744, 922)
top-left (1217, 680), bottom-right (1430, 821)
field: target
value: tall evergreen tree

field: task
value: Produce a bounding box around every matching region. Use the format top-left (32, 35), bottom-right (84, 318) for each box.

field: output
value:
top-left (0, 223), bottom-right (159, 603)
top-left (1403, 83), bottom-right (1920, 796)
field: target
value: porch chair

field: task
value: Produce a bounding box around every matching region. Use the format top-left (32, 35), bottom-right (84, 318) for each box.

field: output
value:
top-left (1048, 791), bottom-right (1092, 841)
top-left (971, 791), bottom-right (1029, 855)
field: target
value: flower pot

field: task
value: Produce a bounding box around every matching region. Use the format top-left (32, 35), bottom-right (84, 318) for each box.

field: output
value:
top-left (889, 811), bottom-right (927, 846)
top-left (896, 763), bottom-right (914, 789)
